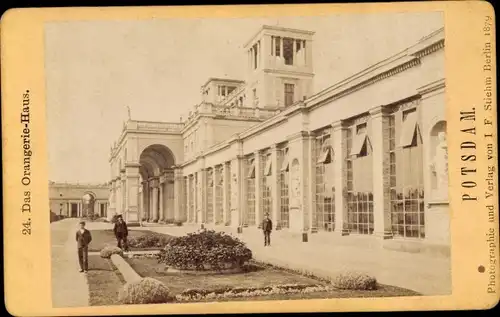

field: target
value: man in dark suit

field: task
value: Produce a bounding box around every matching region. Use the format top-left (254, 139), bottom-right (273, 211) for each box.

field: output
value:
top-left (113, 215), bottom-right (129, 251)
top-left (76, 221), bottom-right (92, 273)
top-left (262, 213), bottom-right (273, 246)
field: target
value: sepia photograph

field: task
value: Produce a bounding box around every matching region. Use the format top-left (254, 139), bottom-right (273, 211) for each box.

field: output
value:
top-left (44, 11), bottom-right (452, 308)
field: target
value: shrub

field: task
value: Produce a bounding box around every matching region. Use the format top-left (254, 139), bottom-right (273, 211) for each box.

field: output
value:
top-left (85, 212), bottom-right (100, 221)
top-left (128, 233), bottom-right (171, 249)
top-left (119, 277), bottom-right (171, 304)
top-left (331, 272), bottom-right (377, 290)
top-left (157, 229), bottom-right (252, 271)
top-left (100, 246), bottom-right (124, 258)
top-left (174, 220), bottom-right (183, 227)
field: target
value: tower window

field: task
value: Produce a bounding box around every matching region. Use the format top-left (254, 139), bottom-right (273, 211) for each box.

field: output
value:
top-left (253, 43), bottom-right (258, 69)
top-left (283, 38), bottom-right (294, 65)
top-left (284, 83), bottom-right (295, 107)
top-left (275, 37), bottom-right (281, 57)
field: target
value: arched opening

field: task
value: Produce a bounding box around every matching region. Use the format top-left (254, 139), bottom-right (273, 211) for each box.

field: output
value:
top-left (139, 144), bottom-right (176, 223)
top-left (82, 192), bottom-right (96, 218)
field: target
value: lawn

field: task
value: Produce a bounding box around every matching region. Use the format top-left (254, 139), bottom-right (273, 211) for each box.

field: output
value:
top-left (86, 255), bottom-right (126, 306)
top-left (88, 229), bottom-right (174, 252)
top-left (125, 257), bottom-right (420, 302)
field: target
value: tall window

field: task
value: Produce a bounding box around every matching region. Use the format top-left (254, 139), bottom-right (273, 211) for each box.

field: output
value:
top-left (100, 203), bottom-right (106, 217)
top-left (206, 169), bottom-right (214, 223)
top-left (253, 88), bottom-right (258, 107)
top-left (390, 105), bottom-right (425, 238)
top-left (245, 156), bottom-right (256, 226)
top-left (275, 37), bottom-right (281, 57)
top-left (315, 129), bottom-right (335, 231)
top-left (283, 38), bottom-right (294, 65)
top-left (346, 120), bottom-right (374, 235)
top-left (215, 165), bottom-right (224, 224)
top-left (260, 152), bottom-right (272, 223)
top-left (279, 147), bottom-right (290, 228)
top-left (253, 43), bottom-right (258, 69)
top-left (284, 83), bottom-right (295, 107)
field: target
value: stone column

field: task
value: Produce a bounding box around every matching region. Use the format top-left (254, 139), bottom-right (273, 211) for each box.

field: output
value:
top-left (115, 178), bottom-right (122, 215)
top-left (125, 163), bottom-right (141, 224)
top-left (173, 167), bottom-right (184, 222)
top-left (370, 106), bottom-right (393, 239)
top-left (150, 177), bottom-right (160, 222)
top-left (186, 175), bottom-right (193, 223)
top-left (254, 151), bottom-right (263, 228)
top-left (121, 170), bottom-right (126, 214)
top-left (137, 186), bottom-right (142, 223)
top-left (107, 180), bottom-right (116, 220)
top-left (142, 181), bottom-right (149, 221)
top-left (158, 175), bottom-right (165, 223)
top-left (307, 133), bottom-right (316, 233)
top-left (279, 37), bottom-right (283, 58)
top-left (222, 162), bottom-right (230, 225)
top-left (270, 145), bottom-right (280, 228)
top-left (333, 120), bottom-right (350, 235)
top-left (197, 169), bottom-right (207, 224)
top-left (230, 156), bottom-right (243, 227)
top-left (213, 167), bottom-right (218, 224)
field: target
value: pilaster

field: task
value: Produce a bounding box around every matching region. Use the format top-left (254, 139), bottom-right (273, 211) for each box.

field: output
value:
top-left (150, 177), bottom-right (160, 222)
top-left (254, 151), bottom-right (263, 228)
top-left (158, 175), bottom-right (165, 222)
top-left (270, 145), bottom-right (280, 229)
top-left (173, 166), bottom-right (184, 222)
top-left (332, 120), bottom-right (350, 235)
top-left (230, 156), bottom-right (243, 228)
top-left (222, 162), bottom-right (230, 225)
top-left (370, 106), bottom-right (393, 239)
top-left (197, 169), bottom-right (207, 224)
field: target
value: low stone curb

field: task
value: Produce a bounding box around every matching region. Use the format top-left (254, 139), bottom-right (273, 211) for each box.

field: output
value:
top-left (110, 254), bottom-right (142, 283)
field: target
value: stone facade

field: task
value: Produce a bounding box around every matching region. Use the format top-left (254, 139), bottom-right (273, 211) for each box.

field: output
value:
top-left (49, 181), bottom-right (109, 218)
top-left (108, 25), bottom-right (448, 254)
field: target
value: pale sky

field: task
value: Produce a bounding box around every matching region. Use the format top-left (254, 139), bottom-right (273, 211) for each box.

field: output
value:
top-left (45, 12), bottom-right (443, 184)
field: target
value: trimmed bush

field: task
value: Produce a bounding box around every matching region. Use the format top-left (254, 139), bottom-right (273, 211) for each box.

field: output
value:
top-left (331, 272), bottom-right (378, 290)
top-left (119, 277), bottom-right (171, 304)
top-left (157, 229), bottom-right (252, 271)
top-left (128, 233), bottom-right (172, 249)
top-left (100, 246), bottom-right (124, 259)
top-left (85, 212), bottom-right (100, 221)
top-left (174, 220), bottom-right (183, 227)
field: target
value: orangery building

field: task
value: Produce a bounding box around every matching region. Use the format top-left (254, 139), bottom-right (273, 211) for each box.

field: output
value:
top-left (107, 25), bottom-right (449, 254)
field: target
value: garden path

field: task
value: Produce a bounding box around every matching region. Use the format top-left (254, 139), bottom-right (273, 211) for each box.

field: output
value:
top-left (145, 224), bottom-right (451, 296)
top-left (51, 218), bottom-right (90, 307)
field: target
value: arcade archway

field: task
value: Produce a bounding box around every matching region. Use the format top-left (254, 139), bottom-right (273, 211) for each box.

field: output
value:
top-left (138, 144), bottom-right (176, 223)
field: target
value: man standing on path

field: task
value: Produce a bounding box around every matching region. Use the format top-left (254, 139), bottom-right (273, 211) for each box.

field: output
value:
top-left (262, 213), bottom-right (273, 246)
top-left (76, 221), bottom-right (92, 273)
top-left (113, 215), bottom-right (129, 252)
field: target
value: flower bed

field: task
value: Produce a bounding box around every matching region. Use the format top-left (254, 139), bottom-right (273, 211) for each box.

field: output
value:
top-left (175, 284), bottom-right (332, 301)
top-left (88, 229), bottom-right (174, 252)
top-left (128, 233), bottom-right (172, 249)
top-left (157, 229), bottom-right (252, 271)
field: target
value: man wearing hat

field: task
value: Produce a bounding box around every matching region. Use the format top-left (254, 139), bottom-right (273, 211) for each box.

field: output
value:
top-left (262, 213), bottom-right (273, 246)
top-left (113, 215), bottom-right (129, 251)
top-left (76, 220), bottom-right (92, 273)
